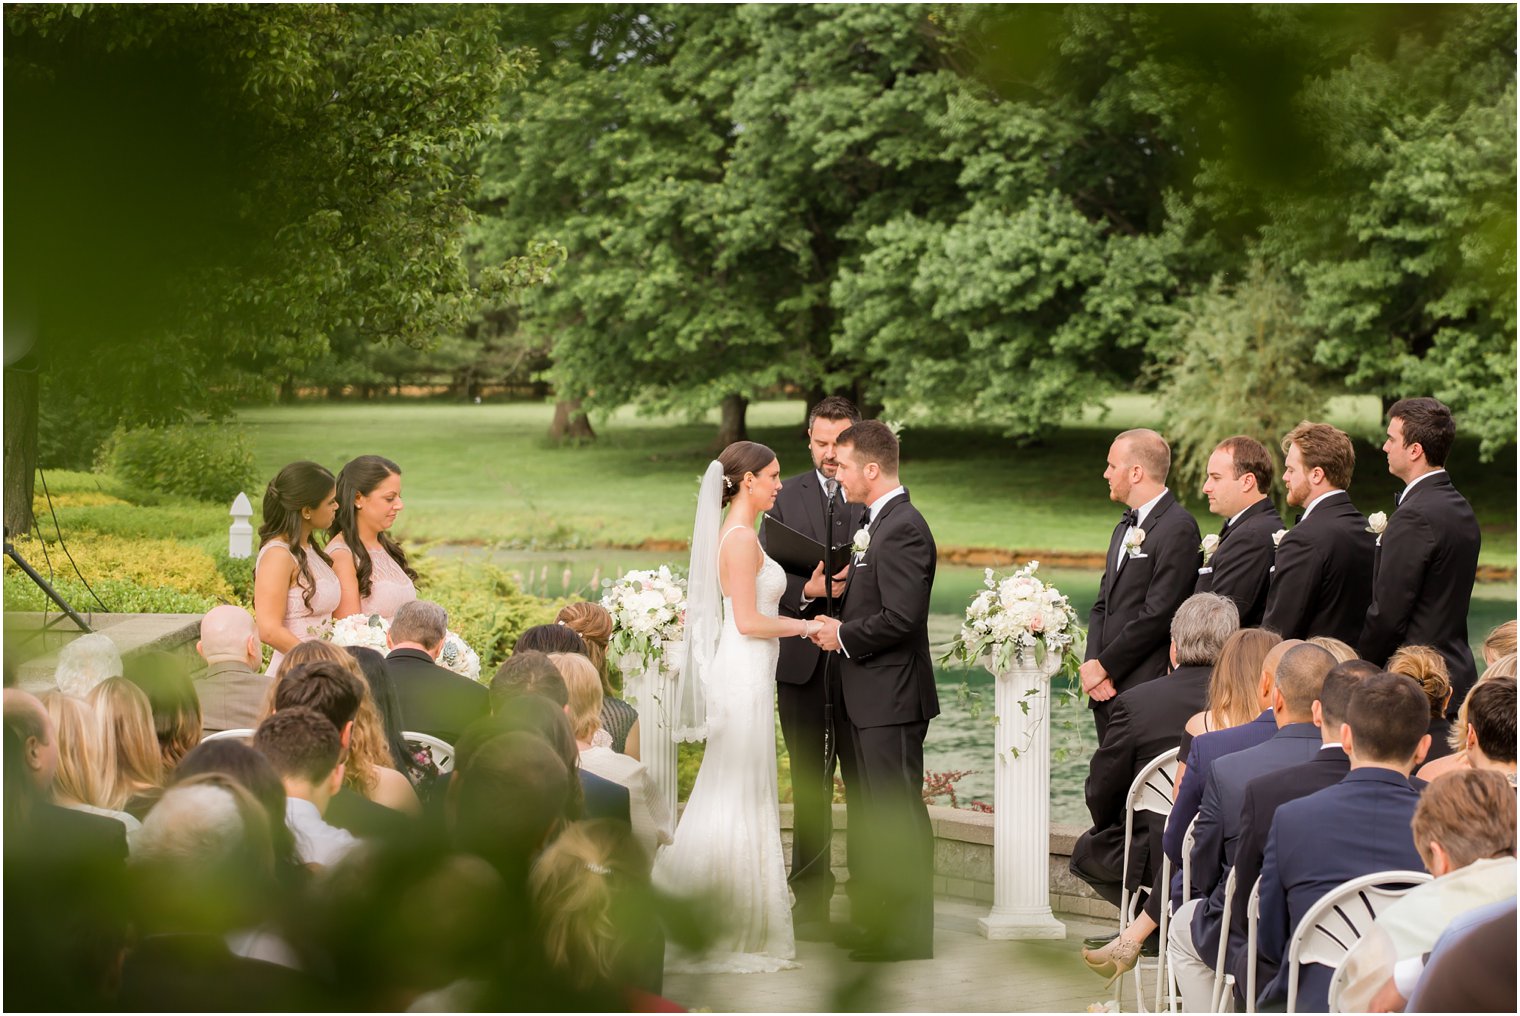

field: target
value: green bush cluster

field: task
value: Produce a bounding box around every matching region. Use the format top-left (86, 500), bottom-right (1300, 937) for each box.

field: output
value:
top-left (412, 555), bottom-right (566, 678)
top-left (97, 423), bottom-right (258, 504)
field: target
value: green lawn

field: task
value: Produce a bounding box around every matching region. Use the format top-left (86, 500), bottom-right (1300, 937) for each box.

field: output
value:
top-left (237, 397), bottom-right (1517, 567)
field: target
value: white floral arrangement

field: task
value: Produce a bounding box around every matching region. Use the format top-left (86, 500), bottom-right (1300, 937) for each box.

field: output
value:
top-left (325, 613), bottom-right (482, 681)
top-left (602, 565), bottom-right (687, 672)
top-left (941, 561), bottom-right (1085, 675)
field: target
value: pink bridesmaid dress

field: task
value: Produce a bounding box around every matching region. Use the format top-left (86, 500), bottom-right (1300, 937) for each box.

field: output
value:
top-left (328, 536), bottom-right (417, 621)
top-left (256, 539), bottom-right (341, 676)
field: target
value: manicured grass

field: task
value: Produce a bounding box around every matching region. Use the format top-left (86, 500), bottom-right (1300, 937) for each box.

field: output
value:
top-left (236, 397), bottom-right (1517, 567)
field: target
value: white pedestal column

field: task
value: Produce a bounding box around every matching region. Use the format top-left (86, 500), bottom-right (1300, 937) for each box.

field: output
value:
top-left (978, 656), bottom-right (1067, 940)
top-left (620, 640), bottom-right (682, 819)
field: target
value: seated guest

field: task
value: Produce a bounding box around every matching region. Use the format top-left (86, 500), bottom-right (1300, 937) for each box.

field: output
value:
top-left (1483, 619), bottom-right (1517, 665)
top-left (1306, 635), bottom-right (1358, 664)
top-left (1459, 676), bottom-right (1517, 784)
top-left (1223, 658), bottom-right (1381, 1001)
top-left (451, 730), bottom-right (570, 884)
top-left (530, 819), bottom-right (670, 1003)
top-left (88, 676), bottom-right (165, 820)
top-left (1074, 593), bottom-right (1239, 979)
top-left (1388, 644), bottom-right (1454, 763)
top-left (174, 738), bottom-right (305, 890)
top-left (1251, 672), bottom-right (1432, 1012)
top-left (514, 623), bottom-right (588, 657)
top-left (1337, 768), bottom-right (1517, 1012)
top-left (557, 602), bottom-right (641, 759)
top-left (345, 646), bottom-right (425, 789)
top-left (1162, 639), bottom-right (1299, 888)
top-left (39, 691), bottom-right (141, 841)
top-left (272, 643), bottom-right (419, 820)
top-left (254, 707), bottom-right (358, 868)
top-left (554, 652), bottom-right (673, 862)
top-left (1406, 897), bottom-right (1517, 1013)
top-left (122, 776), bottom-right (317, 1010)
top-left (125, 649), bottom-right (203, 774)
top-left (1167, 642), bottom-right (1336, 1012)
top-left (53, 632), bottom-right (122, 699)
top-left (195, 605), bottom-right (270, 737)
top-left (1418, 655), bottom-right (1518, 781)
top-left (384, 600), bottom-right (487, 745)
top-left (1177, 628), bottom-right (1283, 782)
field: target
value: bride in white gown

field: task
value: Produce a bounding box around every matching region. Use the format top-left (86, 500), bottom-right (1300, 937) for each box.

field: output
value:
top-left (653, 442), bottom-right (827, 973)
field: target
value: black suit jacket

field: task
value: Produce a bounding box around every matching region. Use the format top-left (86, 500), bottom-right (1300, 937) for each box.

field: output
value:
top-left (1224, 745), bottom-right (1349, 995)
top-left (1081, 663), bottom-right (1211, 882)
top-left (1087, 491), bottom-right (1202, 697)
top-left (385, 647), bottom-right (489, 745)
top-left (836, 492), bottom-right (939, 729)
top-left (762, 470), bottom-right (864, 685)
top-left (1262, 491), bottom-right (1375, 643)
top-left (1360, 472), bottom-right (1481, 703)
top-left (1195, 498), bottom-right (1281, 627)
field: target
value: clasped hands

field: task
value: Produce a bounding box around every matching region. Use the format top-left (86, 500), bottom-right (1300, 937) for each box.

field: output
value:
top-left (1078, 658), bottom-right (1116, 701)
top-left (802, 562), bottom-right (850, 651)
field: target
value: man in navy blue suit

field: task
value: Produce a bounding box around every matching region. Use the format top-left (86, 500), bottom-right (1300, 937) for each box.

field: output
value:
top-left (1166, 642), bottom-right (1336, 1012)
top-left (1252, 673), bottom-right (1431, 1012)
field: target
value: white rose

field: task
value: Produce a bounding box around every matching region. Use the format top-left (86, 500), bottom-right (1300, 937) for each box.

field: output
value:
top-left (1201, 533), bottom-right (1220, 563)
top-left (1366, 511), bottom-right (1388, 535)
top-left (1272, 528), bottom-right (1288, 547)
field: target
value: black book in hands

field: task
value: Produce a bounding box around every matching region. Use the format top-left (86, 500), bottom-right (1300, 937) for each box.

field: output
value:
top-left (761, 516), bottom-right (852, 579)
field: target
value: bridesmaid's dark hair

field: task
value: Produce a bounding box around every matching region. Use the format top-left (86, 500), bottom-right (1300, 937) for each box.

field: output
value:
top-left (717, 441), bottom-right (776, 508)
top-left (332, 455), bottom-right (417, 599)
top-left (258, 461), bottom-right (335, 611)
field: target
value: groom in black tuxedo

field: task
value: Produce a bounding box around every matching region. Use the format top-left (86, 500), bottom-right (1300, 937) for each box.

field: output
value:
top-left (761, 396), bottom-right (866, 936)
top-left (1360, 398), bottom-right (1481, 712)
top-left (1079, 429), bottom-right (1202, 742)
top-left (810, 421), bottom-right (939, 962)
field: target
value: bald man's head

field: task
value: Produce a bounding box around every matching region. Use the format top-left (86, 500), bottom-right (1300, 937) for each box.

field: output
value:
top-left (3, 688), bottom-right (57, 791)
top-left (1274, 643), bottom-right (1336, 721)
top-left (198, 605), bottom-right (260, 666)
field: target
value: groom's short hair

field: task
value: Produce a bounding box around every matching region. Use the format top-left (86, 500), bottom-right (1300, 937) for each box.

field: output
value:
top-left (837, 421), bottom-right (899, 476)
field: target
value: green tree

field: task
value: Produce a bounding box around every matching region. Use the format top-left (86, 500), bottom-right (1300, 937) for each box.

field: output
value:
top-left (4, 5), bottom-right (554, 533)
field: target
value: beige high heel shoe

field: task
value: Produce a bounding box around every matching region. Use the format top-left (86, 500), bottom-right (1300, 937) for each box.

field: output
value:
top-left (1081, 935), bottom-right (1142, 986)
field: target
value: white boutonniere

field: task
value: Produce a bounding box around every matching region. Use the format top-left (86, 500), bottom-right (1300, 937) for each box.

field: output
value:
top-left (851, 527), bottom-right (871, 555)
top-left (1121, 528), bottom-right (1145, 558)
top-left (1272, 528), bottom-right (1287, 547)
top-left (1200, 533), bottom-right (1220, 565)
top-left (1366, 511), bottom-right (1387, 546)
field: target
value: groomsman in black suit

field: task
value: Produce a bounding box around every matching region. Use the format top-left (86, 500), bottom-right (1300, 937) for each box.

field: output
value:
top-left (1262, 421), bottom-right (1375, 644)
top-left (761, 395), bottom-right (865, 936)
top-left (1080, 429), bottom-right (1202, 741)
top-left (1196, 436), bottom-right (1282, 627)
top-left (811, 421), bottom-right (939, 962)
top-left (1360, 398), bottom-right (1482, 713)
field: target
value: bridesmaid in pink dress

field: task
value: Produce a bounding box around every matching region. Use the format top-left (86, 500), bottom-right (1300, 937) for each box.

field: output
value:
top-left (254, 461), bottom-right (342, 675)
top-left (328, 455), bottom-right (418, 621)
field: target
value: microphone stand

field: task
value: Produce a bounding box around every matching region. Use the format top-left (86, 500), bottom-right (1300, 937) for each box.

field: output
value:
top-left (821, 479), bottom-right (838, 805)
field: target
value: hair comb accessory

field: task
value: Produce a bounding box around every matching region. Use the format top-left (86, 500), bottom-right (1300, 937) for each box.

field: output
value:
top-left (584, 861), bottom-right (611, 876)
top-left (723, 476), bottom-right (735, 491)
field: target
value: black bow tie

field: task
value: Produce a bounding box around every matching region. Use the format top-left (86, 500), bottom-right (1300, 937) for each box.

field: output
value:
top-left (859, 507), bottom-right (872, 528)
top-left (1293, 511), bottom-right (1304, 525)
top-left (1217, 520), bottom-right (1231, 538)
top-left (1120, 509), bottom-right (1138, 527)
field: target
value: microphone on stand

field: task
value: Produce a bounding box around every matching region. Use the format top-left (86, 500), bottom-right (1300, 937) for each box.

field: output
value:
top-left (821, 476), bottom-right (839, 789)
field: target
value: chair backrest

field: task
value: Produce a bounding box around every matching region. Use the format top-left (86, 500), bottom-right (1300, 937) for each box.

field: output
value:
top-left (1181, 814), bottom-right (1199, 905)
top-left (402, 731), bottom-right (455, 774)
top-left (200, 727), bottom-right (255, 743)
top-left (1285, 870), bottom-right (1432, 1013)
top-left (1127, 746), bottom-right (1182, 817)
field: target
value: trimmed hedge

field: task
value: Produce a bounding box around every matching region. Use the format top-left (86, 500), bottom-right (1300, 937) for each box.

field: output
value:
top-left (412, 555), bottom-right (566, 677)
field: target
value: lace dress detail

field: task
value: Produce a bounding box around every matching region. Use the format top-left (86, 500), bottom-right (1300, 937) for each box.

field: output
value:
top-left (651, 545), bottom-right (795, 973)
top-left (256, 539), bottom-right (341, 676)
top-left (327, 536), bottom-right (417, 620)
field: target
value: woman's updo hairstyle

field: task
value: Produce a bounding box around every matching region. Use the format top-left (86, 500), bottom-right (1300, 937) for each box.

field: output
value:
top-left (1387, 644), bottom-right (1453, 721)
top-left (717, 441), bottom-right (776, 508)
top-left (258, 460), bottom-right (335, 610)
top-left (556, 602), bottom-right (616, 696)
top-left (332, 455), bottom-right (417, 598)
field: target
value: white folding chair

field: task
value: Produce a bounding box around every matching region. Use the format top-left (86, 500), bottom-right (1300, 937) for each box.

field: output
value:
top-left (1208, 866), bottom-right (1238, 1012)
top-left (200, 727), bottom-right (255, 743)
top-left (1160, 814), bottom-right (1200, 1013)
top-left (402, 731), bottom-right (456, 774)
top-left (1284, 870), bottom-right (1432, 1014)
top-left (1244, 876), bottom-right (1262, 1014)
top-left (1118, 747), bottom-right (1181, 1012)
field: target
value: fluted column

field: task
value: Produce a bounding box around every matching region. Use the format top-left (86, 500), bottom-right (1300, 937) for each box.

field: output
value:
top-left (978, 656), bottom-right (1067, 940)
top-left (621, 641), bottom-right (681, 819)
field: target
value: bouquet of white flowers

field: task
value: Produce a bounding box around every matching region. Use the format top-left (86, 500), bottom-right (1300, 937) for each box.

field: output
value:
top-left (602, 565), bottom-right (687, 673)
top-left (941, 561), bottom-right (1085, 675)
top-left (325, 613), bottom-right (482, 682)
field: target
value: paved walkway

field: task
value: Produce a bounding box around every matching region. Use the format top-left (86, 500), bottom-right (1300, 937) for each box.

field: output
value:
top-left (664, 901), bottom-right (1126, 1013)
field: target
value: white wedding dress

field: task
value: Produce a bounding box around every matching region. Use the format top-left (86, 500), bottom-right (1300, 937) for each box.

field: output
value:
top-left (652, 534), bottom-right (797, 973)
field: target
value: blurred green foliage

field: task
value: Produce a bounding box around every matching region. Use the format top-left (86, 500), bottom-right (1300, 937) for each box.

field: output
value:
top-left (97, 423), bottom-right (258, 505)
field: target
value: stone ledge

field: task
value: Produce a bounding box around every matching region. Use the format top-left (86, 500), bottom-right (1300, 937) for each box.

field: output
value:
top-left (8, 612), bottom-right (205, 693)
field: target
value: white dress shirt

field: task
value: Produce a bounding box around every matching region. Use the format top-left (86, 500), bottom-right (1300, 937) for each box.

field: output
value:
top-left (579, 744), bottom-right (674, 861)
top-left (1298, 487), bottom-right (1344, 521)
top-left (837, 485), bottom-right (906, 658)
top-left (1398, 467), bottom-right (1445, 503)
top-left (285, 796), bottom-right (358, 867)
top-left (1115, 488), bottom-right (1168, 574)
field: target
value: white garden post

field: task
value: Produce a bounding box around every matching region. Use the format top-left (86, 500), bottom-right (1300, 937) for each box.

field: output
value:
top-left (228, 492), bottom-right (254, 559)
top-left (620, 639), bottom-right (683, 818)
top-left (978, 653), bottom-right (1068, 940)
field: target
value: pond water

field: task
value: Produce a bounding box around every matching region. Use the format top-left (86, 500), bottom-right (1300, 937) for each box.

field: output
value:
top-left (433, 546), bottom-right (1516, 826)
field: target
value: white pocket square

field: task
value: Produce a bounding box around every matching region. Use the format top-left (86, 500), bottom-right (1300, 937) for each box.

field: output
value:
top-left (1198, 566), bottom-right (1213, 575)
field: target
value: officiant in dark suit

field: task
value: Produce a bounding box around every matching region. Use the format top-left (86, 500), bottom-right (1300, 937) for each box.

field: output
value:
top-left (810, 421), bottom-right (938, 962)
top-left (1080, 429), bottom-right (1202, 741)
top-left (1262, 421), bottom-right (1376, 644)
top-left (1196, 436), bottom-right (1282, 627)
top-left (1360, 398), bottom-right (1481, 713)
top-left (760, 396), bottom-right (866, 936)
